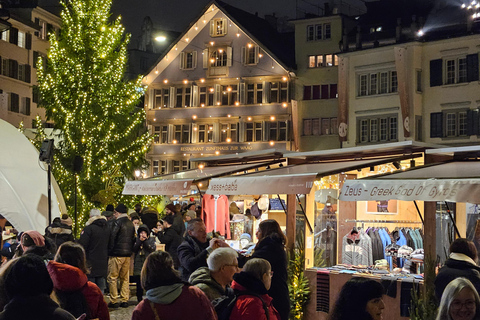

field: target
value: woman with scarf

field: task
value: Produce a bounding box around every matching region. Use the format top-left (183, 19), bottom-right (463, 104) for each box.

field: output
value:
top-left (131, 250), bottom-right (216, 320)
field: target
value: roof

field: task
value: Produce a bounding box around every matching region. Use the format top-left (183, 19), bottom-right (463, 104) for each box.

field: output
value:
top-left (190, 148), bottom-right (285, 164)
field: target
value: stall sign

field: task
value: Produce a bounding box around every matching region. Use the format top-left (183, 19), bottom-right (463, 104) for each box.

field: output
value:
top-left (206, 174), bottom-right (317, 195)
top-left (122, 179), bottom-right (193, 196)
top-left (339, 179), bottom-right (480, 203)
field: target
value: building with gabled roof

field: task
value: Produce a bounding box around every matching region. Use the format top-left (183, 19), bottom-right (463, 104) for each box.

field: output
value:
top-left (141, 0), bottom-right (295, 176)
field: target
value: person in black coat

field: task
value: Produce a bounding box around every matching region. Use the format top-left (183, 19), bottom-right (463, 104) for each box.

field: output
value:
top-left (156, 215), bottom-right (183, 268)
top-left (252, 219), bottom-right (290, 320)
top-left (139, 207), bottom-right (159, 232)
top-left (78, 209), bottom-right (111, 293)
top-left (435, 238), bottom-right (480, 301)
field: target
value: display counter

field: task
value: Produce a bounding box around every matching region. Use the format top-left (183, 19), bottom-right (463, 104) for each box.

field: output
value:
top-left (304, 268), bottom-right (423, 320)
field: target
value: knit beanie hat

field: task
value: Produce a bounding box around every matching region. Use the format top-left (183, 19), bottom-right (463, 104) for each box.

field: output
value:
top-left (90, 209), bottom-right (101, 217)
top-left (5, 255), bottom-right (53, 298)
top-left (115, 203), bottom-right (128, 214)
top-left (165, 204), bottom-right (176, 213)
top-left (20, 230), bottom-right (45, 252)
top-left (60, 214), bottom-right (73, 226)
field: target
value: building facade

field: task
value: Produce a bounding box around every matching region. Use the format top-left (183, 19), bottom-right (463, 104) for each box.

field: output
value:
top-left (0, 6), bottom-right (60, 128)
top-left (142, 1), bottom-right (295, 176)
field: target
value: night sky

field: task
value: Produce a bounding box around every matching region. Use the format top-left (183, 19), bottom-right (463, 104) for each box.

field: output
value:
top-left (38, 0), bottom-right (366, 48)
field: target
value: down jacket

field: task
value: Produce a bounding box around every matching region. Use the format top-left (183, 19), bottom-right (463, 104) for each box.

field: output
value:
top-left (108, 214), bottom-right (135, 257)
top-left (230, 272), bottom-right (279, 320)
top-left (47, 260), bottom-right (110, 320)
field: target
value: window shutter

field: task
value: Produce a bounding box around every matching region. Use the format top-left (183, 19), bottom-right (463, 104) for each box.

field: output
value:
top-left (180, 52), bottom-right (185, 70)
top-left (213, 123), bottom-right (220, 142)
top-left (25, 97), bottom-right (31, 116)
top-left (203, 49), bottom-right (208, 69)
top-left (192, 51), bottom-right (197, 69)
top-left (223, 18), bottom-right (228, 35)
top-left (254, 46), bottom-right (259, 64)
top-left (34, 18), bottom-right (40, 37)
top-left (303, 86), bottom-right (312, 100)
top-left (25, 33), bottom-right (32, 50)
top-left (210, 20), bottom-right (214, 36)
top-left (238, 120), bottom-right (245, 142)
top-left (467, 110), bottom-right (480, 136)
top-left (242, 47), bottom-right (246, 65)
top-left (239, 80), bottom-right (246, 104)
top-left (24, 64), bottom-right (31, 83)
top-left (192, 85), bottom-right (198, 107)
top-left (0, 56), bottom-right (2, 75)
top-left (9, 27), bottom-right (18, 45)
top-left (321, 85), bottom-right (329, 99)
top-left (430, 112), bottom-right (443, 138)
top-left (226, 47), bottom-right (232, 67)
top-left (429, 59), bottom-right (443, 87)
top-left (167, 124), bottom-right (174, 143)
top-left (169, 87), bottom-right (175, 108)
top-left (263, 81), bottom-right (271, 103)
top-left (214, 84), bottom-right (221, 104)
top-left (33, 51), bottom-right (38, 69)
top-left (263, 121), bottom-right (269, 141)
top-left (191, 123), bottom-right (198, 143)
top-left (467, 53), bottom-right (479, 82)
top-left (9, 60), bottom-right (18, 79)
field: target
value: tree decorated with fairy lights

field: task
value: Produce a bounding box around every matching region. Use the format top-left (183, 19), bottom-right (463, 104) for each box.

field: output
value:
top-left (36, 0), bottom-right (152, 234)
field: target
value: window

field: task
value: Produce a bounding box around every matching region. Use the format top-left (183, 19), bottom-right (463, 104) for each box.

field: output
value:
top-left (175, 88), bottom-right (183, 108)
top-left (21, 97), bottom-right (31, 115)
top-left (221, 85), bottom-right (237, 106)
top-left (270, 82), bottom-right (279, 103)
top-left (244, 45), bottom-right (259, 65)
top-left (278, 121), bottom-right (287, 140)
top-left (173, 124), bottom-right (190, 143)
top-left (198, 124), bottom-right (213, 143)
top-left (9, 93), bottom-right (19, 113)
top-left (173, 160), bottom-right (181, 172)
top-left (182, 160), bottom-right (189, 171)
top-left (210, 18), bottom-right (227, 37)
top-left (207, 87), bottom-right (214, 106)
top-left (247, 84), bottom-right (254, 104)
top-left (185, 87), bottom-right (191, 107)
top-left (443, 110), bottom-right (468, 138)
top-left (321, 118), bottom-right (338, 135)
top-left (17, 31), bottom-right (25, 48)
top-left (280, 82), bottom-right (288, 102)
top-left (160, 126), bottom-right (168, 143)
top-left (230, 123), bottom-right (238, 142)
top-left (220, 123), bottom-right (238, 142)
top-left (210, 49), bottom-right (227, 67)
top-left (416, 70), bottom-right (422, 92)
top-left (245, 122), bottom-right (254, 142)
top-left (306, 23), bottom-right (331, 41)
top-left (154, 89), bottom-right (169, 108)
top-left (181, 51), bottom-right (197, 70)
top-left (1, 30), bottom-right (8, 41)
top-left (256, 84), bottom-right (263, 104)
top-left (304, 84), bottom-right (337, 100)
top-left (308, 54), bottom-right (337, 68)
top-left (199, 87), bottom-right (207, 107)
top-left (307, 25), bottom-right (314, 41)
top-left (255, 122), bottom-right (262, 141)
top-left (246, 83), bottom-right (265, 104)
top-left (357, 115), bottom-right (398, 143)
top-left (358, 70), bottom-right (398, 96)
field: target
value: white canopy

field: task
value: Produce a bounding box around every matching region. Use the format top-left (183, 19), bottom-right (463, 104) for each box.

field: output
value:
top-left (0, 119), bottom-right (64, 232)
top-left (339, 161), bottom-right (480, 203)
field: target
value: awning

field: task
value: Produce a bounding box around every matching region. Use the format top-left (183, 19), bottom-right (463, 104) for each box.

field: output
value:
top-left (123, 179), bottom-right (193, 196)
top-left (206, 157), bottom-right (406, 195)
top-left (122, 161), bottom-right (277, 196)
top-left (339, 161), bottom-right (480, 203)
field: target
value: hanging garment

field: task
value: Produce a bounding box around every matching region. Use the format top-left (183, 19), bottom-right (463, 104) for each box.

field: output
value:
top-left (201, 195), bottom-right (231, 238)
top-left (316, 227), bottom-right (337, 267)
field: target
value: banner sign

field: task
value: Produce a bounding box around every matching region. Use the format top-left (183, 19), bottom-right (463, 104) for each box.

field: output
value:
top-left (122, 179), bottom-right (193, 196)
top-left (206, 174), bottom-right (317, 195)
top-left (339, 179), bottom-right (480, 203)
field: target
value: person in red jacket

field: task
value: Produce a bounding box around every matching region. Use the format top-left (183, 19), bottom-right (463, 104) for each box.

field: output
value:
top-left (47, 241), bottom-right (110, 320)
top-left (230, 258), bottom-right (280, 320)
top-left (132, 250), bottom-right (216, 320)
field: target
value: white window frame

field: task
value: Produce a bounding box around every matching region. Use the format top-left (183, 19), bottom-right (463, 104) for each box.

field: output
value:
top-left (210, 18), bottom-right (227, 37)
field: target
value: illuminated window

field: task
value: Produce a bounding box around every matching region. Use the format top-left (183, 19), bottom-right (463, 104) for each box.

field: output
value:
top-left (210, 18), bottom-right (227, 37)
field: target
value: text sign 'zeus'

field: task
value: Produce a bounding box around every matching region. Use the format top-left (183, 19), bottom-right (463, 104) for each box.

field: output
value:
top-left (339, 179), bottom-right (480, 204)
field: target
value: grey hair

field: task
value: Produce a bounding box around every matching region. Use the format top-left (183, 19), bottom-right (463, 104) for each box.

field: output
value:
top-left (207, 248), bottom-right (238, 272)
top-left (89, 209), bottom-right (101, 217)
top-left (242, 258), bottom-right (271, 282)
top-left (187, 218), bottom-right (204, 232)
top-left (436, 277), bottom-right (480, 320)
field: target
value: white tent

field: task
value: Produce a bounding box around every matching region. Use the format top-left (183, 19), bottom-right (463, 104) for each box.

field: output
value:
top-left (0, 119), bottom-right (65, 232)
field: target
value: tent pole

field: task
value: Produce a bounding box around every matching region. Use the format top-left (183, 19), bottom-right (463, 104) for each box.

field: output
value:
top-left (48, 162), bottom-right (52, 225)
top-left (296, 194), bottom-right (313, 234)
top-left (277, 194), bottom-right (287, 215)
top-left (413, 200), bottom-right (424, 225)
top-left (444, 201), bottom-right (461, 238)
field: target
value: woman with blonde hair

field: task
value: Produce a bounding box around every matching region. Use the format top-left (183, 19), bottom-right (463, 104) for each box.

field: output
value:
top-left (436, 277), bottom-right (480, 320)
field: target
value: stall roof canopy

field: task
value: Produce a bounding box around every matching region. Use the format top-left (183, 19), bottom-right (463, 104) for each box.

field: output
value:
top-left (122, 161), bottom-right (277, 195)
top-left (207, 157), bottom-right (408, 195)
top-left (284, 141), bottom-right (446, 161)
top-left (339, 160), bottom-right (480, 203)
top-left (189, 148), bottom-right (285, 165)
top-left (426, 145), bottom-right (480, 158)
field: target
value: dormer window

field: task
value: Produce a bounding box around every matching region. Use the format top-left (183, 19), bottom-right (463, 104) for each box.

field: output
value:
top-left (210, 18), bottom-right (227, 37)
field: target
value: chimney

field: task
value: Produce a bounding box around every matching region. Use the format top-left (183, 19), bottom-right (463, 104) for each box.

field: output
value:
top-left (356, 25), bottom-right (362, 49)
top-left (396, 18), bottom-right (402, 43)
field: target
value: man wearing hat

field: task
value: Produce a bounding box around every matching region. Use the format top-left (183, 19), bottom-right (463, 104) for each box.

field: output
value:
top-left (107, 203), bottom-right (135, 308)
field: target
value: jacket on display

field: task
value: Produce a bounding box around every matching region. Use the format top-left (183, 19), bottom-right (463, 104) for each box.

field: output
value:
top-left (202, 195), bottom-right (231, 238)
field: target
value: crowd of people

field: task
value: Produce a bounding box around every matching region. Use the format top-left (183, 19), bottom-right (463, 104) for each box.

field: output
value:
top-left (0, 203), bottom-right (291, 320)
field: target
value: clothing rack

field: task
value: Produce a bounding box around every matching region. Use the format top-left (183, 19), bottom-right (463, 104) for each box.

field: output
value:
top-left (345, 219), bottom-right (423, 229)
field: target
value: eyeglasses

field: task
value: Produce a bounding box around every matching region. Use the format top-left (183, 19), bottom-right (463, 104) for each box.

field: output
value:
top-left (269, 271), bottom-right (274, 278)
top-left (224, 264), bottom-right (239, 269)
top-left (451, 300), bottom-right (476, 310)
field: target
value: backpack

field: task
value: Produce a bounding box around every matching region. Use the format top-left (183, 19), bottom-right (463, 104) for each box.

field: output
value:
top-left (212, 290), bottom-right (270, 320)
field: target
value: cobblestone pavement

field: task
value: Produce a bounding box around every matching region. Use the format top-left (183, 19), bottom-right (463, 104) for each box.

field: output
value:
top-left (105, 289), bottom-right (138, 320)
